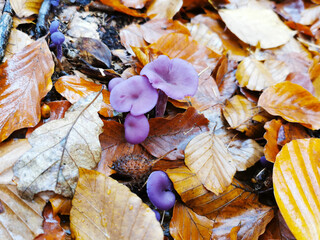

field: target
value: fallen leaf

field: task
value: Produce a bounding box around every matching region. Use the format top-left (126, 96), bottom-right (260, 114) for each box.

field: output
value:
top-left (275, 0), bottom-right (304, 22)
top-left (70, 168), bottom-right (163, 240)
top-left (10, 0), bottom-right (43, 18)
top-left (277, 122), bottom-right (310, 146)
top-left (169, 201), bottom-right (214, 240)
top-left (50, 195), bottom-right (72, 216)
top-left (35, 203), bottom-right (66, 240)
top-left (121, 0), bottom-right (148, 9)
top-left (0, 185), bottom-right (46, 239)
top-left (299, 5), bottom-right (320, 25)
top-left (0, 139), bottom-right (31, 185)
top-left (98, 120), bottom-right (152, 178)
top-left (263, 119), bottom-right (283, 163)
top-left (146, 0), bottom-right (183, 19)
top-left (219, 6), bottom-right (296, 48)
top-left (285, 21), bottom-right (313, 36)
top-left (119, 24), bottom-right (147, 56)
top-left (13, 93), bottom-right (103, 200)
top-left (273, 139), bottom-right (320, 239)
top-left (142, 107), bottom-right (209, 160)
top-left (55, 75), bottom-right (113, 117)
top-left (258, 81), bottom-right (320, 130)
top-left (2, 29), bottom-right (34, 62)
top-left (286, 72), bottom-right (315, 95)
top-left (100, 0), bottom-right (147, 17)
top-left (0, 37), bottom-right (54, 142)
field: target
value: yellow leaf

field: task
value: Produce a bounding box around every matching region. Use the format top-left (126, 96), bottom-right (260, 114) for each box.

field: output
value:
top-left (219, 7), bottom-right (296, 48)
top-left (10, 0), bottom-right (43, 18)
top-left (258, 81), bottom-right (320, 130)
top-left (70, 168), bottom-right (163, 240)
top-left (146, 0), bottom-right (183, 19)
top-left (273, 139), bottom-right (320, 239)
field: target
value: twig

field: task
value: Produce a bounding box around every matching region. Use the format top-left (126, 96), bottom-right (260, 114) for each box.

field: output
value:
top-left (35, 0), bottom-right (51, 39)
top-left (0, 0), bottom-right (12, 62)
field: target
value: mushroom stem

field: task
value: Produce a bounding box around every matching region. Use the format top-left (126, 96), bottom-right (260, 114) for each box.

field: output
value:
top-left (155, 90), bottom-right (168, 117)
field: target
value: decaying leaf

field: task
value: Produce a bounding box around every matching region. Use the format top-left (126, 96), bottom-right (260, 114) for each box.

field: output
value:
top-left (146, 0), bottom-right (183, 19)
top-left (0, 139), bottom-right (31, 185)
top-left (0, 37), bottom-right (54, 142)
top-left (219, 6), bottom-right (296, 48)
top-left (169, 201), bottom-right (214, 240)
top-left (13, 93), bottom-right (103, 200)
top-left (100, 0), bottom-right (146, 17)
top-left (142, 107), bottom-right (209, 160)
top-left (0, 185), bottom-right (46, 239)
top-left (258, 81), bottom-right (320, 129)
top-left (273, 139), bottom-right (320, 239)
top-left (70, 168), bottom-right (163, 240)
top-left (10, 0), bottom-right (43, 18)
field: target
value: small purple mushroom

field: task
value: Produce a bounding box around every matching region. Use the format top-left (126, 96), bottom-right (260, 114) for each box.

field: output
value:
top-left (152, 209), bottom-right (161, 221)
top-left (146, 171), bottom-right (176, 211)
top-left (110, 75), bottom-right (158, 116)
top-left (140, 55), bottom-right (198, 100)
top-left (108, 77), bottom-right (125, 92)
top-left (50, 31), bottom-right (65, 60)
top-left (49, 20), bottom-right (60, 34)
top-left (124, 113), bottom-right (149, 144)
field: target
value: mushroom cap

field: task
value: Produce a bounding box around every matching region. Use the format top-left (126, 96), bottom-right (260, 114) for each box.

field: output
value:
top-left (124, 114), bottom-right (149, 144)
top-left (49, 20), bottom-right (60, 34)
top-left (140, 55), bottom-right (198, 100)
top-left (152, 210), bottom-right (161, 221)
top-left (110, 75), bottom-right (159, 116)
top-left (146, 171), bottom-right (176, 211)
top-left (51, 32), bottom-right (65, 46)
top-left (108, 77), bottom-right (124, 92)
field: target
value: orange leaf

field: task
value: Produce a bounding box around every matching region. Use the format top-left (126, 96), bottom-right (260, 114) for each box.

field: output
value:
top-left (10, 0), bottom-right (43, 18)
top-left (142, 107), bottom-right (209, 160)
top-left (121, 0), bottom-right (148, 9)
top-left (99, 0), bottom-right (146, 17)
top-left (273, 139), bottom-right (320, 239)
top-left (263, 119), bottom-right (283, 163)
top-left (0, 37), bottom-right (54, 142)
top-left (50, 195), bottom-right (72, 216)
top-left (55, 75), bottom-right (113, 117)
top-left (169, 201), bottom-right (214, 240)
top-left (146, 0), bottom-right (183, 19)
top-left (258, 81), bottom-right (320, 129)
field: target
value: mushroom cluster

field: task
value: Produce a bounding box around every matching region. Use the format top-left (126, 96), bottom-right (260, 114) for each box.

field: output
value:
top-left (109, 55), bottom-right (198, 144)
top-left (49, 20), bottom-right (65, 60)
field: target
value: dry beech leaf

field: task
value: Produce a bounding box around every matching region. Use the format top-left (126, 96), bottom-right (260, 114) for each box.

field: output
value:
top-left (236, 57), bottom-right (288, 91)
top-left (0, 37), bottom-right (54, 142)
top-left (187, 22), bottom-right (223, 54)
top-left (275, 0), bottom-right (304, 22)
top-left (100, 0), bottom-right (146, 17)
top-left (98, 120), bottom-right (153, 178)
top-left (277, 122), bottom-right (310, 146)
top-left (258, 81), bottom-right (320, 130)
top-left (142, 107), bottom-right (209, 160)
top-left (70, 168), bottom-right (163, 240)
top-left (263, 119), bottom-right (283, 163)
top-left (169, 201), bottom-right (214, 240)
top-left (10, 0), bottom-right (43, 18)
top-left (299, 5), bottom-right (320, 25)
top-left (13, 93), bottom-right (103, 200)
top-left (35, 203), bottom-right (66, 240)
top-left (121, 0), bottom-right (148, 9)
top-left (3, 29), bottom-right (34, 62)
top-left (0, 185), bottom-right (46, 239)
top-left (119, 24), bottom-right (147, 56)
top-left (50, 195), bottom-right (72, 216)
top-left (146, 0), bottom-right (183, 19)
top-left (273, 139), bottom-right (320, 239)
top-left (0, 139), bottom-right (31, 185)
top-left (286, 72), bottom-right (315, 95)
top-left (219, 7), bottom-right (296, 48)
top-left (55, 75), bottom-right (113, 117)
top-left (167, 166), bottom-right (273, 239)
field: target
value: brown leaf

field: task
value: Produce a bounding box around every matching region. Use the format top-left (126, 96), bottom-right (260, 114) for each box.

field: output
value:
top-left (55, 75), bottom-right (113, 117)
top-left (299, 5), bottom-right (320, 25)
top-left (13, 93), bottom-right (104, 199)
top-left (275, 0), bottom-right (304, 22)
top-left (0, 37), bottom-right (54, 142)
top-left (146, 0), bottom-right (183, 19)
top-left (0, 185), bottom-right (46, 239)
top-left (286, 72), bottom-right (315, 95)
top-left (10, 0), bottom-right (43, 18)
top-left (119, 24), bottom-right (147, 56)
top-left (273, 139), bottom-right (320, 239)
top-left (285, 21), bottom-right (313, 36)
top-left (142, 107), bottom-right (209, 160)
top-left (99, 0), bottom-right (147, 17)
top-left (258, 81), bottom-right (320, 130)
top-left (263, 119), bottom-right (283, 163)
top-left (121, 0), bottom-right (148, 9)
top-left (169, 201), bottom-right (214, 240)
top-left (35, 203), bottom-right (66, 240)
top-left (50, 195), bottom-right (72, 215)
top-left (98, 120), bottom-right (153, 178)
top-left (277, 122), bottom-right (310, 146)
top-left (70, 168), bottom-right (163, 240)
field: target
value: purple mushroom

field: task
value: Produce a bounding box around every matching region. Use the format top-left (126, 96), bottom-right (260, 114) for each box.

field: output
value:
top-left (124, 113), bottom-right (149, 144)
top-left (146, 171), bottom-right (176, 211)
top-left (50, 31), bottom-right (65, 60)
top-left (108, 77), bottom-right (125, 92)
top-left (140, 55), bottom-right (198, 100)
top-left (49, 20), bottom-right (60, 34)
top-left (152, 209), bottom-right (161, 221)
top-left (110, 75), bottom-right (159, 116)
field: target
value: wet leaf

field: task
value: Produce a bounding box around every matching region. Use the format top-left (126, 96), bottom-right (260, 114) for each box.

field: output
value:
top-left (0, 185), bottom-right (46, 239)
top-left (219, 6), bottom-right (296, 48)
top-left (258, 81), bottom-right (320, 130)
top-left (35, 203), bottom-right (66, 240)
top-left (142, 107), bottom-right (209, 160)
top-left (55, 75), bottom-right (113, 117)
top-left (13, 93), bottom-right (103, 200)
top-left (146, 0), bottom-right (183, 19)
top-left (10, 0), bottom-right (43, 18)
top-left (70, 168), bottom-right (163, 240)
top-left (169, 201), bottom-right (214, 240)
top-left (100, 0), bottom-right (147, 17)
top-left (0, 139), bottom-right (31, 185)
top-left (0, 38), bottom-right (54, 142)
top-left (273, 139), bottom-right (320, 239)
